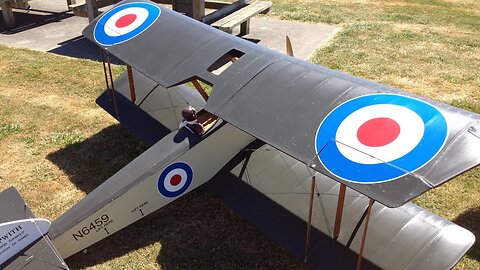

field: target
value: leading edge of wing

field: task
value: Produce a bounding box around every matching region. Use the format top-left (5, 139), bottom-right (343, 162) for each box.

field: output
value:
top-left (82, 0), bottom-right (282, 90)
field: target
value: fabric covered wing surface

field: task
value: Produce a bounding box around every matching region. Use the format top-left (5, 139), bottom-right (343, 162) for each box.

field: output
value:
top-left (205, 58), bottom-right (480, 207)
top-left (82, 0), bottom-right (480, 207)
top-left (82, 0), bottom-right (282, 90)
top-left (208, 144), bottom-right (474, 270)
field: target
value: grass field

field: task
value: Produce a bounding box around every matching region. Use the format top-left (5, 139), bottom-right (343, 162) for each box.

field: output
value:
top-left (0, 0), bottom-right (479, 269)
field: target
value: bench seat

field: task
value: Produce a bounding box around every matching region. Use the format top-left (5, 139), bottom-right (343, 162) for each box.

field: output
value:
top-left (211, 0), bottom-right (272, 36)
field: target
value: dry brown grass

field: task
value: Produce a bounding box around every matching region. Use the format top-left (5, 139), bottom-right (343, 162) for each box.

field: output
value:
top-left (0, 45), bottom-right (308, 270)
top-left (0, 47), bottom-right (118, 220)
top-left (1, 0), bottom-right (479, 269)
top-left (270, 0), bottom-right (480, 102)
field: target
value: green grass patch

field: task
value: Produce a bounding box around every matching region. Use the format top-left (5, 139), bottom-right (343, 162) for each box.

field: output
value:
top-left (0, 123), bottom-right (21, 140)
top-left (49, 131), bottom-right (85, 147)
top-left (450, 98), bottom-right (480, 113)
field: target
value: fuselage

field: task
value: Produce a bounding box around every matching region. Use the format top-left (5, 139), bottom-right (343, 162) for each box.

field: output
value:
top-left (50, 119), bottom-right (254, 258)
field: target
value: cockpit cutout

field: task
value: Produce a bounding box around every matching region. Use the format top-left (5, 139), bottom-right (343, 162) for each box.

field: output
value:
top-left (207, 49), bottom-right (245, 75)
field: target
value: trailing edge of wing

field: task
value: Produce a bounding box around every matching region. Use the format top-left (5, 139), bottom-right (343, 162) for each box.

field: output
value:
top-left (82, 0), bottom-right (480, 207)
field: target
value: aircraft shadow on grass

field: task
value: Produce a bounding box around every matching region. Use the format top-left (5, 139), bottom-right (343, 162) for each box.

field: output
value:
top-left (0, 9), bottom-right (73, 34)
top-left (46, 124), bottom-right (381, 269)
top-left (47, 36), bottom-right (258, 65)
top-left (453, 207), bottom-right (480, 262)
top-left (47, 124), bottom-right (151, 195)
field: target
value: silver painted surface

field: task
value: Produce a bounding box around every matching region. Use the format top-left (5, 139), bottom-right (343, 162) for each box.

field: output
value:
top-left (113, 68), bottom-right (207, 131)
top-left (50, 121), bottom-right (255, 258)
top-left (229, 144), bottom-right (475, 269)
top-left (93, 60), bottom-right (475, 269)
top-left (0, 188), bottom-right (69, 270)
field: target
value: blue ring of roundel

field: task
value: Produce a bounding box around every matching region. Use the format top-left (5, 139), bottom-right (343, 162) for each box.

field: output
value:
top-left (94, 2), bottom-right (161, 46)
top-left (315, 93), bottom-right (448, 184)
top-left (158, 162), bottom-right (193, 198)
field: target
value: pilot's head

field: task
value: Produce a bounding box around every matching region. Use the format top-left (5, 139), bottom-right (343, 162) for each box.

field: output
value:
top-left (182, 105), bottom-right (197, 121)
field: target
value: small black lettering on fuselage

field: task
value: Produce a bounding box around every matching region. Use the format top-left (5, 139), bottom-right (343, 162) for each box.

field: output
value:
top-left (72, 214), bottom-right (111, 241)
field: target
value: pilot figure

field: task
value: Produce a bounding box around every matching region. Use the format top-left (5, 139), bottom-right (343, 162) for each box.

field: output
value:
top-left (179, 106), bottom-right (205, 135)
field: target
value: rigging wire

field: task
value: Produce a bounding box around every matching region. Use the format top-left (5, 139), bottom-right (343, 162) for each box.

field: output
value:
top-left (165, 87), bottom-right (179, 125)
top-left (13, 219), bottom-right (67, 270)
top-left (314, 179), bottom-right (333, 237)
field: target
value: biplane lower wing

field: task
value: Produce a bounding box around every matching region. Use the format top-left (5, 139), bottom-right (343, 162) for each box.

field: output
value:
top-left (207, 143), bottom-right (475, 270)
top-left (82, 0), bottom-right (480, 207)
top-left (95, 68), bottom-right (207, 145)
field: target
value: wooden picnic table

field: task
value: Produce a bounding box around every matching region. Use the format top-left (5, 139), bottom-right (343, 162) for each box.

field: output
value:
top-left (75, 0), bottom-right (270, 35)
top-left (173, 0), bottom-right (271, 36)
top-left (172, 0), bottom-right (205, 20)
top-left (80, 0), bottom-right (220, 22)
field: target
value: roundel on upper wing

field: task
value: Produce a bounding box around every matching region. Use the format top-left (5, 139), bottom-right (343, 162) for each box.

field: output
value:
top-left (315, 93), bottom-right (448, 184)
top-left (94, 2), bottom-right (161, 46)
top-left (158, 162), bottom-right (193, 198)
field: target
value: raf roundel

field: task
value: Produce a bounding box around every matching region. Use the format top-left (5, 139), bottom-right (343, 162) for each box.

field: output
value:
top-left (94, 2), bottom-right (161, 46)
top-left (158, 162), bottom-right (193, 198)
top-left (315, 94), bottom-right (448, 184)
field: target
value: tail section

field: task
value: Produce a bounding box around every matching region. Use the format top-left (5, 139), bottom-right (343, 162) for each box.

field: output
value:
top-left (0, 187), bottom-right (69, 270)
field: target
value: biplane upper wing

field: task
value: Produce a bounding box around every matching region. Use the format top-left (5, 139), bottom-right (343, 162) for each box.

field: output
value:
top-left (82, 0), bottom-right (480, 207)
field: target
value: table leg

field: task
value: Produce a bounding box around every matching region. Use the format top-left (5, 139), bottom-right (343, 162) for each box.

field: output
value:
top-left (1, 1), bottom-right (16, 28)
top-left (66, 0), bottom-right (76, 10)
top-left (240, 19), bottom-right (250, 36)
top-left (192, 0), bottom-right (205, 20)
top-left (86, 0), bottom-right (99, 22)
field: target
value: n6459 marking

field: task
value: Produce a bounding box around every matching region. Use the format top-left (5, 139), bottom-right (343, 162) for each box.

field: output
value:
top-left (72, 214), bottom-right (112, 241)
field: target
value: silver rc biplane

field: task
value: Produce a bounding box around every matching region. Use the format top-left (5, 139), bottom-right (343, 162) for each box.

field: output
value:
top-left (1, 0), bottom-right (479, 269)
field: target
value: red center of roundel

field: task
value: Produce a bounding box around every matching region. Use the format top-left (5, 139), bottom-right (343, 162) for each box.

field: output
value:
top-left (170, 174), bottom-right (182, 186)
top-left (357, 117), bottom-right (400, 147)
top-left (115, 14), bottom-right (137, 28)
